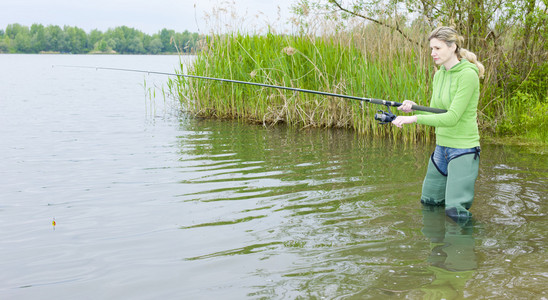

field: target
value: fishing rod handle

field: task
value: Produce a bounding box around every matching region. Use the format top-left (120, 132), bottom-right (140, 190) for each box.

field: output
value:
top-left (410, 105), bottom-right (447, 114)
top-left (364, 98), bottom-right (446, 114)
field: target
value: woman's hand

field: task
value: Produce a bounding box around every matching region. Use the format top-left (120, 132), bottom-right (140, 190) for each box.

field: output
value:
top-left (392, 116), bottom-right (417, 128)
top-left (397, 100), bottom-right (417, 113)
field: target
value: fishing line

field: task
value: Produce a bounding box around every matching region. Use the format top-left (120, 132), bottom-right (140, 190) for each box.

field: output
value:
top-left (53, 65), bottom-right (447, 118)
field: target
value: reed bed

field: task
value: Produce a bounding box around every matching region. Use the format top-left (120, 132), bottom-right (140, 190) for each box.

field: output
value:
top-left (172, 30), bottom-right (435, 142)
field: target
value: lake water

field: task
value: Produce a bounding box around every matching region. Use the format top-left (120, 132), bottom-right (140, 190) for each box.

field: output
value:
top-left (0, 54), bottom-right (546, 299)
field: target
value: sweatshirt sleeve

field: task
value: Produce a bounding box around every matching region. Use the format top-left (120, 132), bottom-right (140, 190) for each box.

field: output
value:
top-left (416, 69), bottom-right (478, 127)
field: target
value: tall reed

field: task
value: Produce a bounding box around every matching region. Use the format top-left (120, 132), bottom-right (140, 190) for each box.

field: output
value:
top-left (173, 29), bottom-right (434, 142)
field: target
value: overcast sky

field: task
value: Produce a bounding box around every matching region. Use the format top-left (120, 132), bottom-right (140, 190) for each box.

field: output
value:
top-left (1, 0), bottom-right (297, 34)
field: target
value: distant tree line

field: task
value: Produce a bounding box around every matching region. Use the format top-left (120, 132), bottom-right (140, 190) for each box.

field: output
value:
top-left (0, 23), bottom-right (202, 54)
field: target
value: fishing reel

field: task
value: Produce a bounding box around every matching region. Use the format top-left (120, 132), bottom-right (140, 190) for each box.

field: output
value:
top-left (374, 105), bottom-right (397, 124)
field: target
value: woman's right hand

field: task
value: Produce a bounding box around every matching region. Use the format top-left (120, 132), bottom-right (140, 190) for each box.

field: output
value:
top-left (397, 100), bottom-right (417, 113)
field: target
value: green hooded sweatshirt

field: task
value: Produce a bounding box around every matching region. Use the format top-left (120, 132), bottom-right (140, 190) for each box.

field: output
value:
top-left (416, 59), bottom-right (480, 149)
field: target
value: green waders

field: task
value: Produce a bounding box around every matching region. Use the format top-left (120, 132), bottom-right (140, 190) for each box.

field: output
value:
top-left (421, 152), bottom-right (480, 223)
top-left (445, 153), bottom-right (479, 222)
top-left (420, 156), bottom-right (447, 206)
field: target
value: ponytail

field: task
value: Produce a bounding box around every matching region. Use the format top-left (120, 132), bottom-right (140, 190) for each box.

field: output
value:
top-left (459, 48), bottom-right (485, 78)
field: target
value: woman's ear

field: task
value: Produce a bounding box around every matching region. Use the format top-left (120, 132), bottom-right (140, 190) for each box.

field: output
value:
top-left (450, 43), bottom-right (458, 53)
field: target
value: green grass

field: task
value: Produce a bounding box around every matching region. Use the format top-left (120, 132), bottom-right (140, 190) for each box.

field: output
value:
top-left (171, 32), bottom-right (434, 142)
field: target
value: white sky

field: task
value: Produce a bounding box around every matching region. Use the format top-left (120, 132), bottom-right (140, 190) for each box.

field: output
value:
top-left (1, 0), bottom-right (298, 34)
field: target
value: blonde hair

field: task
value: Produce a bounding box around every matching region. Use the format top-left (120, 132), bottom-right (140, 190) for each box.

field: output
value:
top-left (428, 26), bottom-right (485, 78)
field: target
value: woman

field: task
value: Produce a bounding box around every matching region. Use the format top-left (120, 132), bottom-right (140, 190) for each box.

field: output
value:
top-left (392, 26), bottom-right (484, 223)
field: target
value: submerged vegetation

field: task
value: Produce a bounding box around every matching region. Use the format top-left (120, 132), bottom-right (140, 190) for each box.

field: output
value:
top-left (171, 0), bottom-right (547, 144)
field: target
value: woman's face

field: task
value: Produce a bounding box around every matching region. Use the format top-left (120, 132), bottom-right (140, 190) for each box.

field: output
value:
top-left (430, 38), bottom-right (457, 67)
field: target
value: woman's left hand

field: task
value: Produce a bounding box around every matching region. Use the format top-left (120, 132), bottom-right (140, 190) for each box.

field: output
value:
top-left (392, 116), bottom-right (418, 128)
top-left (397, 100), bottom-right (417, 113)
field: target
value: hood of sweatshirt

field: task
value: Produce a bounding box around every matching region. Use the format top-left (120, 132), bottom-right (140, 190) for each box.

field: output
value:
top-left (440, 59), bottom-right (479, 75)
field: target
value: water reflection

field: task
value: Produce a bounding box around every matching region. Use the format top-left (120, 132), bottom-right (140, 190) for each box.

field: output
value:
top-left (420, 204), bottom-right (477, 298)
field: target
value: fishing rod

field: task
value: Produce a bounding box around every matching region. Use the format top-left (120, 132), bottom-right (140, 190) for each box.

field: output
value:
top-left (53, 65), bottom-right (447, 123)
